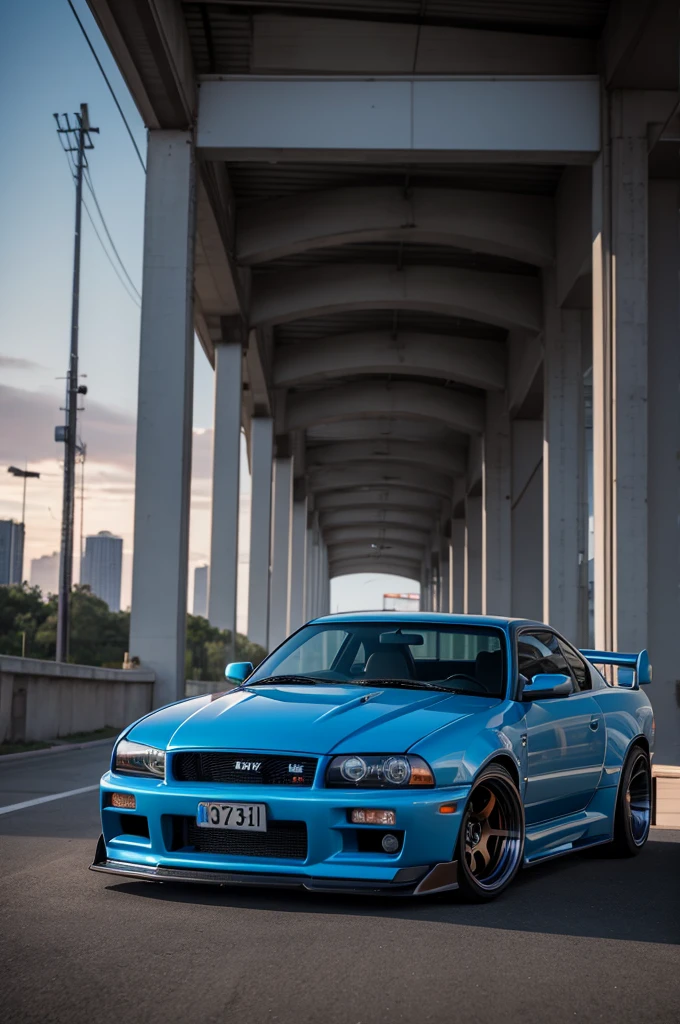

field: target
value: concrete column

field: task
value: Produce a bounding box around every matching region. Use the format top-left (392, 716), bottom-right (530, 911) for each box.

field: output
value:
top-left (543, 271), bottom-right (587, 641)
top-left (247, 418), bottom-right (273, 649)
top-left (129, 131), bottom-right (195, 706)
top-left (648, 180), bottom-right (680, 764)
top-left (269, 456), bottom-right (294, 650)
top-left (305, 517), bottom-right (319, 619)
top-left (451, 518), bottom-right (465, 612)
top-left (464, 495), bottom-right (483, 614)
top-left (511, 420), bottom-right (543, 620)
top-left (440, 539), bottom-right (452, 613)
top-left (483, 392), bottom-right (511, 615)
top-left (208, 334), bottom-right (243, 638)
top-left (289, 495), bottom-right (308, 631)
top-left (592, 96), bottom-right (648, 652)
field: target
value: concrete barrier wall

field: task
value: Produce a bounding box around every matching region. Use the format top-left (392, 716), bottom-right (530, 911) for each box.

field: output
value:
top-left (0, 656), bottom-right (155, 744)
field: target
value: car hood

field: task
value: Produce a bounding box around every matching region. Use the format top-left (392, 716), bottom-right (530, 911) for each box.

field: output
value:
top-left (151, 684), bottom-right (499, 755)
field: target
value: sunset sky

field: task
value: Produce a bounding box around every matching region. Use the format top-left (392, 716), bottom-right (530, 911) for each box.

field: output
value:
top-left (0, 0), bottom-right (419, 632)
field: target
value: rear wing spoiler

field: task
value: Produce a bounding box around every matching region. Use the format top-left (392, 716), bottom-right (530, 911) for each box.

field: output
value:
top-left (579, 649), bottom-right (652, 688)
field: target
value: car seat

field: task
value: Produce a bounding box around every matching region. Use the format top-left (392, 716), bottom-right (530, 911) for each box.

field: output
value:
top-left (474, 649), bottom-right (503, 695)
top-left (363, 648), bottom-right (414, 680)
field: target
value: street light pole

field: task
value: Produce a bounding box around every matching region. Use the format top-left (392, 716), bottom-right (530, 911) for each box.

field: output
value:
top-left (54, 104), bottom-right (97, 663)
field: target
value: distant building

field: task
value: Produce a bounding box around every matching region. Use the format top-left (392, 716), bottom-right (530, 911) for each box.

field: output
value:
top-left (0, 520), bottom-right (25, 585)
top-left (30, 551), bottom-right (60, 597)
top-left (193, 564), bottom-right (208, 618)
top-left (81, 531), bottom-right (123, 611)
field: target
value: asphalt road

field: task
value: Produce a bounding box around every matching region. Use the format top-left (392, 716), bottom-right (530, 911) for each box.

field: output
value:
top-left (1, 746), bottom-right (679, 1024)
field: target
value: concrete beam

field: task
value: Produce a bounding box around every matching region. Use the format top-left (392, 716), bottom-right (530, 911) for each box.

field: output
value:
top-left (286, 381), bottom-right (484, 436)
top-left (508, 330), bottom-right (544, 416)
top-left (274, 331), bottom-right (505, 393)
top-left (252, 264), bottom-right (542, 334)
top-left (330, 538), bottom-right (425, 561)
top-left (198, 76), bottom-right (600, 161)
top-left (325, 525), bottom-right (429, 548)
top-left (329, 558), bottom-right (421, 581)
top-left (239, 187), bottom-right (553, 268)
top-left (307, 418), bottom-right (464, 445)
top-left (251, 15), bottom-right (597, 76)
top-left (308, 461), bottom-right (455, 501)
top-left (320, 508), bottom-right (434, 533)
top-left (315, 487), bottom-right (441, 515)
top-left (306, 440), bottom-right (466, 478)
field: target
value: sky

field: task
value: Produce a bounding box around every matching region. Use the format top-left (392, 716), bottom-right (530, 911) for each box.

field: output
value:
top-left (0, 0), bottom-right (418, 632)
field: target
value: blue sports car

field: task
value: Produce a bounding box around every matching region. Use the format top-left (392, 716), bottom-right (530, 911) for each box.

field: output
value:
top-left (91, 614), bottom-right (654, 900)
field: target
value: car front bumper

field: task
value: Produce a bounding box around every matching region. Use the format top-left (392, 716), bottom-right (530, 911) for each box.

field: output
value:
top-left (92, 770), bottom-right (469, 895)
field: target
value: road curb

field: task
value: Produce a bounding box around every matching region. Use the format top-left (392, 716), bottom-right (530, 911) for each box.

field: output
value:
top-left (0, 736), bottom-right (116, 764)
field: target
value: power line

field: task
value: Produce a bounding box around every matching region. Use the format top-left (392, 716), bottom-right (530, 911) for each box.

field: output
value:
top-left (84, 168), bottom-right (141, 299)
top-left (82, 198), bottom-right (141, 307)
top-left (65, 0), bottom-right (146, 174)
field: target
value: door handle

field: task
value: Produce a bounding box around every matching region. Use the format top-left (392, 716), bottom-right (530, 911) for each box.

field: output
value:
top-left (590, 717), bottom-right (600, 731)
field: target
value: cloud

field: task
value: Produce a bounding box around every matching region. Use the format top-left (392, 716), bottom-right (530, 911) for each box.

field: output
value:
top-left (0, 355), bottom-right (43, 371)
top-left (0, 384), bottom-right (214, 480)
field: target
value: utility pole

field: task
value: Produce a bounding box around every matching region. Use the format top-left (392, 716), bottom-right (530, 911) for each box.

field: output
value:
top-left (54, 105), bottom-right (98, 663)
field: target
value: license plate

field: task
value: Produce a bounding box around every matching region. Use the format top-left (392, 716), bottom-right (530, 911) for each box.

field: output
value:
top-left (196, 801), bottom-right (267, 832)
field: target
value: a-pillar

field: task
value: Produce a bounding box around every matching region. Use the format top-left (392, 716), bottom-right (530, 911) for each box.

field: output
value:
top-left (464, 494), bottom-right (483, 614)
top-left (269, 454), bottom-right (294, 650)
top-left (483, 393), bottom-right (511, 615)
top-left (129, 131), bottom-right (195, 707)
top-left (208, 322), bottom-right (243, 643)
top-left (543, 271), bottom-right (587, 641)
top-left (289, 486), bottom-right (308, 631)
top-left (648, 179), bottom-right (680, 763)
top-left (451, 518), bottom-right (465, 612)
top-left (592, 93), bottom-right (648, 653)
top-left (247, 418), bottom-right (273, 649)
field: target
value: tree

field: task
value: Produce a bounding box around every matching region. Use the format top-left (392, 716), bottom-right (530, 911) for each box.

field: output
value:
top-left (185, 614), bottom-right (266, 681)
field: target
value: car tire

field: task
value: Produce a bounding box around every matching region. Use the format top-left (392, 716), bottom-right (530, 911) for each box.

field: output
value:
top-left (609, 744), bottom-right (652, 857)
top-left (455, 763), bottom-right (525, 902)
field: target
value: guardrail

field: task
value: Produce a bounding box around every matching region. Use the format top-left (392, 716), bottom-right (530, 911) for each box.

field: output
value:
top-left (0, 656), bottom-right (155, 744)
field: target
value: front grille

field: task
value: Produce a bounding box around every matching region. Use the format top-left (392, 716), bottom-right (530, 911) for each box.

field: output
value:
top-left (170, 817), bottom-right (308, 860)
top-left (172, 752), bottom-right (318, 787)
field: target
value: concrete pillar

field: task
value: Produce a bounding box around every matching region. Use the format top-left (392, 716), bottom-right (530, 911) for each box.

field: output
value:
top-left (543, 272), bottom-right (587, 641)
top-left (305, 517), bottom-right (319, 619)
top-left (208, 332), bottom-right (243, 638)
top-left (269, 456), bottom-right (294, 650)
top-left (440, 539), bottom-right (452, 613)
top-left (464, 495), bottom-right (483, 614)
top-left (289, 495), bottom-right (308, 632)
top-left (247, 418), bottom-right (273, 649)
top-left (592, 95), bottom-right (648, 652)
top-left (129, 131), bottom-right (195, 706)
top-left (511, 420), bottom-right (543, 620)
top-left (451, 518), bottom-right (465, 612)
top-left (648, 179), bottom-right (680, 764)
top-left (483, 392), bottom-right (511, 615)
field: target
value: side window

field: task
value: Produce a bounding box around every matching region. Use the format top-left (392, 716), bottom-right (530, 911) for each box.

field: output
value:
top-left (558, 639), bottom-right (591, 691)
top-left (517, 631), bottom-right (573, 691)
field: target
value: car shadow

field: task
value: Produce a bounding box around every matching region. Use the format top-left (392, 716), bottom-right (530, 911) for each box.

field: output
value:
top-left (105, 832), bottom-right (679, 945)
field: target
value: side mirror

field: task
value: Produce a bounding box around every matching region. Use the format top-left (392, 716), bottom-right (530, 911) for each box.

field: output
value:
top-left (522, 673), bottom-right (572, 700)
top-left (225, 661), bottom-right (253, 684)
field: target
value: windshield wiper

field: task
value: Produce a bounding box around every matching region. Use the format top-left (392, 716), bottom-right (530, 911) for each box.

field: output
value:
top-left (358, 678), bottom-right (456, 694)
top-left (244, 675), bottom-right (329, 687)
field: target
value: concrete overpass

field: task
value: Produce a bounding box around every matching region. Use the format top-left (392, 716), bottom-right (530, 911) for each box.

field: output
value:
top-left (86, 0), bottom-right (679, 763)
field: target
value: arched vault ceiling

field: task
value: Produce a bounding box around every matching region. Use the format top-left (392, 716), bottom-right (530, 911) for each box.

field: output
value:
top-left (251, 264), bottom-right (542, 333)
top-left (306, 440), bottom-right (466, 478)
top-left (328, 557), bottom-right (422, 582)
top-left (286, 380), bottom-right (484, 435)
top-left (306, 417), bottom-right (466, 445)
top-left (326, 525), bottom-right (429, 547)
top-left (320, 508), bottom-right (434, 532)
top-left (274, 331), bottom-right (505, 392)
top-left (330, 540), bottom-right (427, 563)
top-left (314, 487), bottom-right (443, 514)
top-left (309, 461), bottom-right (455, 500)
top-left (237, 187), bottom-right (553, 268)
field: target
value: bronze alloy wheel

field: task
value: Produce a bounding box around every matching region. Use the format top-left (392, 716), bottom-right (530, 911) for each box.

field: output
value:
top-left (457, 763), bottom-right (524, 901)
top-left (611, 744), bottom-right (651, 856)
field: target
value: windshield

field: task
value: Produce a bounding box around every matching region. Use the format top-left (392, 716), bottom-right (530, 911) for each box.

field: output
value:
top-left (247, 622), bottom-right (507, 698)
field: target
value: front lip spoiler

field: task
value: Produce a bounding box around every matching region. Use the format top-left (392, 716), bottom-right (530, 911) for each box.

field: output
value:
top-left (90, 835), bottom-right (458, 896)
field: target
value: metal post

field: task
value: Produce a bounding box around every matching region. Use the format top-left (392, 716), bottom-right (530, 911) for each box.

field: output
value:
top-left (54, 104), bottom-right (97, 662)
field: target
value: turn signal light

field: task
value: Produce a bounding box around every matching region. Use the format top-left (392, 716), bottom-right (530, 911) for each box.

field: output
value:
top-left (111, 792), bottom-right (136, 810)
top-left (350, 809), bottom-right (396, 825)
top-left (410, 764), bottom-right (435, 786)
top-left (438, 803), bottom-right (458, 815)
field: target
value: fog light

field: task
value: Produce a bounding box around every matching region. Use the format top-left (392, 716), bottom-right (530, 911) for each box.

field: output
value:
top-left (381, 833), bottom-right (400, 853)
top-left (350, 808), bottom-right (396, 825)
top-left (111, 792), bottom-right (136, 809)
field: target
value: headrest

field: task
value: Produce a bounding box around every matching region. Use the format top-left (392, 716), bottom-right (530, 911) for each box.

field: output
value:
top-left (475, 649), bottom-right (503, 692)
top-left (364, 649), bottom-right (413, 680)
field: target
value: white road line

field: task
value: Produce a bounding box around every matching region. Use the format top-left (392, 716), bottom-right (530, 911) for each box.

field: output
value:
top-left (0, 784), bottom-right (99, 816)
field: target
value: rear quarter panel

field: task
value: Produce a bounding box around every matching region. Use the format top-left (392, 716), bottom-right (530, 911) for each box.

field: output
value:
top-left (592, 687), bottom-right (654, 786)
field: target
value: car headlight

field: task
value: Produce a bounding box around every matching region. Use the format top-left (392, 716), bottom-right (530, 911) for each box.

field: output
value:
top-left (114, 739), bottom-right (166, 778)
top-left (326, 754), bottom-right (434, 788)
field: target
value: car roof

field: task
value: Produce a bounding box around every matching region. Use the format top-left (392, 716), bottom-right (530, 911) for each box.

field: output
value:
top-left (309, 612), bottom-right (548, 631)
